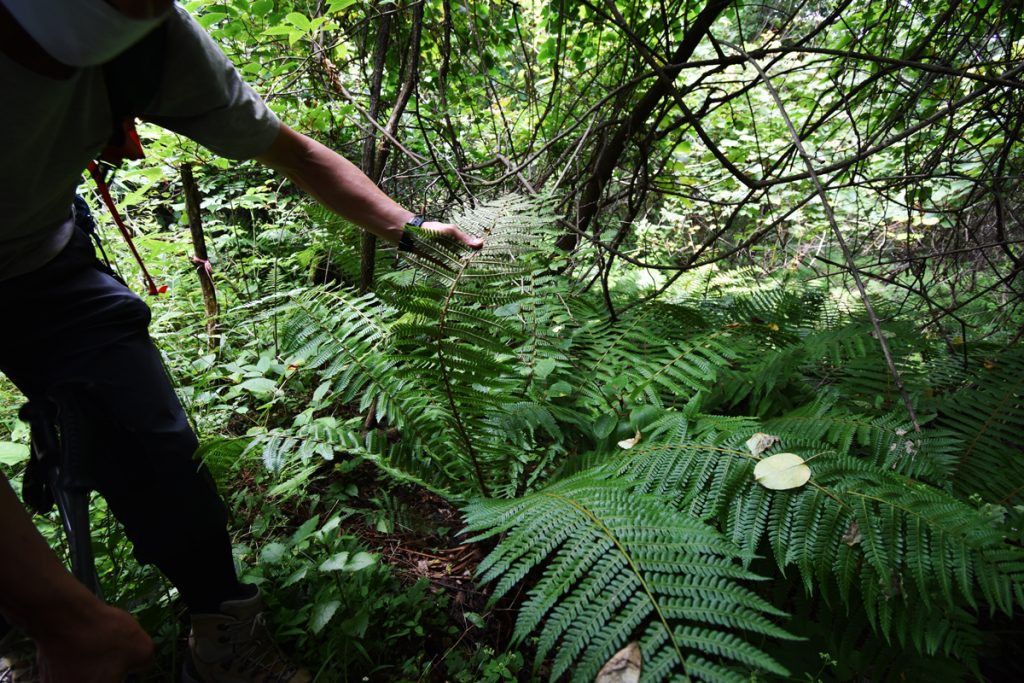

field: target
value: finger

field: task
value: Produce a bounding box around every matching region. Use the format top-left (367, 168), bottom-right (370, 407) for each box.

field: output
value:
top-left (459, 231), bottom-right (485, 250)
top-left (423, 222), bottom-right (484, 250)
top-left (443, 224), bottom-right (484, 250)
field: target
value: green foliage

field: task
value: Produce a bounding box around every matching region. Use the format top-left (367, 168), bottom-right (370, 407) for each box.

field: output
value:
top-left (930, 345), bottom-right (1024, 504)
top-left (249, 195), bottom-right (1023, 680)
top-left (466, 476), bottom-right (795, 682)
top-left (5, 0), bottom-right (1021, 678)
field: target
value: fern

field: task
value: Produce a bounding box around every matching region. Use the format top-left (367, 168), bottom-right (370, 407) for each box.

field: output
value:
top-left (465, 474), bottom-right (796, 682)
top-left (929, 344), bottom-right (1024, 505)
top-left (606, 429), bottom-right (1024, 628)
top-left (236, 193), bottom-right (1023, 678)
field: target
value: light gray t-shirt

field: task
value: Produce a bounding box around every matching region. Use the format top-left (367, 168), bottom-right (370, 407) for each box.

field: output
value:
top-left (0, 6), bottom-right (281, 280)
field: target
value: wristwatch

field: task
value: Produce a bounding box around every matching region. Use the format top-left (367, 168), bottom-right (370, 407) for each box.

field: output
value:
top-left (398, 215), bottom-right (425, 252)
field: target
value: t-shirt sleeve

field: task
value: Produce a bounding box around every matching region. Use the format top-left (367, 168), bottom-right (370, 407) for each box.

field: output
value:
top-left (141, 6), bottom-right (280, 160)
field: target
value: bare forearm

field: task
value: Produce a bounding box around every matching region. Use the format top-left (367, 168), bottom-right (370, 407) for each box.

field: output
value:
top-left (256, 123), bottom-right (483, 251)
top-left (256, 124), bottom-right (413, 243)
top-left (0, 475), bottom-right (95, 634)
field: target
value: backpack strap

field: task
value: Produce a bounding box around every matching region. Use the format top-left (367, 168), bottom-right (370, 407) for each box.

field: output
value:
top-left (99, 23), bottom-right (168, 164)
top-left (88, 25), bottom-right (169, 296)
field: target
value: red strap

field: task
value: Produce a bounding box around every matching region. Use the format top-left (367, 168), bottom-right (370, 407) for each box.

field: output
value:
top-left (191, 255), bottom-right (214, 279)
top-left (99, 119), bottom-right (146, 165)
top-left (86, 162), bottom-right (166, 296)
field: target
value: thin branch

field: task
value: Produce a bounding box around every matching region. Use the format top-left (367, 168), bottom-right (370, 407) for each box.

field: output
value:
top-left (725, 40), bottom-right (922, 432)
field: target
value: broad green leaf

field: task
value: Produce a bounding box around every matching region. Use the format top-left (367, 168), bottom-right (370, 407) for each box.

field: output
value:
top-left (285, 11), bottom-right (310, 30)
top-left (534, 357), bottom-right (557, 380)
top-left (318, 551), bottom-right (350, 572)
top-left (251, 0), bottom-right (274, 16)
top-left (548, 380), bottom-right (573, 397)
top-left (311, 599), bottom-right (341, 633)
top-left (594, 413), bottom-right (617, 440)
top-left (0, 442), bottom-right (29, 466)
top-left (346, 552), bottom-right (377, 572)
top-left (196, 11), bottom-right (228, 28)
top-left (259, 542), bottom-right (288, 564)
top-left (238, 377), bottom-right (277, 395)
top-left (340, 608), bottom-right (369, 637)
top-left (291, 515), bottom-right (320, 545)
top-left (282, 566), bottom-right (308, 588)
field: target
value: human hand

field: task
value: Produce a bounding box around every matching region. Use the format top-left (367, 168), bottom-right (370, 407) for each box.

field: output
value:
top-left (419, 221), bottom-right (484, 250)
top-left (35, 603), bottom-right (153, 682)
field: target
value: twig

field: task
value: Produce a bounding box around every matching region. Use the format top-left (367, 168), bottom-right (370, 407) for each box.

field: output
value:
top-left (724, 41), bottom-right (922, 432)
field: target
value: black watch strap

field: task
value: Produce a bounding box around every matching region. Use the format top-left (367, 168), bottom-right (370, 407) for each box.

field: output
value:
top-left (399, 215), bottom-right (425, 252)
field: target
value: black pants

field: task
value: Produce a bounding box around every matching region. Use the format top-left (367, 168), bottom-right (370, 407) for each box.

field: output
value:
top-left (0, 227), bottom-right (239, 614)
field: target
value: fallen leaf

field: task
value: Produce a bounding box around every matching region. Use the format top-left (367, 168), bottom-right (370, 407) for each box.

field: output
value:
top-left (596, 642), bottom-right (642, 683)
top-left (753, 452), bottom-right (811, 490)
top-left (618, 431), bottom-right (641, 449)
top-left (745, 432), bottom-right (780, 457)
top-left (842, 520), bottom-right (862, 546)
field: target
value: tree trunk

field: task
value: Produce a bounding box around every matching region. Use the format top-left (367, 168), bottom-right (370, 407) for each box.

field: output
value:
top-left (560, 0), bottom-right (731, 250)
top-left (359, 1), bottom-right (425, 293)
top-left (358, 2), bottom-right (393, 294)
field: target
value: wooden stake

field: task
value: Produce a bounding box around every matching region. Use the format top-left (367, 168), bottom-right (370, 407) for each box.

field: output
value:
top-left (180, 163), bottom-right (219, 352)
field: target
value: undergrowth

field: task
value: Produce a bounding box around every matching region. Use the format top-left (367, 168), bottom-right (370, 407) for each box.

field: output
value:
top-left (1, 193), bottom-right (1022, 681)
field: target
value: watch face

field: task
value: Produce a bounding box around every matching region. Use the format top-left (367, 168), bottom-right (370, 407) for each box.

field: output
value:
top-left (407, 216), bottom-right (425, 227)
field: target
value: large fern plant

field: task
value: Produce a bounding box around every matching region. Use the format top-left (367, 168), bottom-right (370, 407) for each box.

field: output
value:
top-left (248, 194), bottom-right (1023, 681)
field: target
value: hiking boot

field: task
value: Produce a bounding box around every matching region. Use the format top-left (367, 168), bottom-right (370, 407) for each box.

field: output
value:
top-left (183, 589), bottom-right (311, 683)
top-left (0, 629), bottom-right (37, 683)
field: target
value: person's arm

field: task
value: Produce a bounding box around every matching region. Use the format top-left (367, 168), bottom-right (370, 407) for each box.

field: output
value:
top-left (255, 124), bottom-right (483, 250)
top-left (0, 476), bottom-right (153, 681)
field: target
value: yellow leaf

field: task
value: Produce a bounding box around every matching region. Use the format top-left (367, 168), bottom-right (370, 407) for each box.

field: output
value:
top-left (753, 452), bottom-right (811, 490)
top-left (618, 431), bottom-right (642, 449)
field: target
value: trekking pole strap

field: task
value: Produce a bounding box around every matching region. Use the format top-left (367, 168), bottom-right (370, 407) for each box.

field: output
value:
top-left (86, 161), bottom-right (167, 296)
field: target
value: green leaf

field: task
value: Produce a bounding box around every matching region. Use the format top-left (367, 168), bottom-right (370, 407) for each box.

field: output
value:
top-left (534, 357), bottom-right (557, 380)
top-left (311, 599), bottom-right (341, 633)
top-left (259, 542), bottom-right (288, 565)
top-left (285, 11), bottom-right (310, 30)
top-left (464, 611), bottom-right (486, 629)
top-left (548, 380), bottom-right (573, 397)
top-left (251, 0), bottom-right (274, 16)
top-left (282, 566), bottom-right (308, 587)
top-left (594, 413), bottom-right (617, 440)
top-left (196, 11), bottom-right (228, 28)
top-left (318, 551), bottom-right (350, 572)
top-left (346, 551), bottom-right (377, 571)
top-left (340, 608), bottom-right (369, 637)
top-left (291, 515), bottom-right (320, 545)
top-left (238, 377), bottom-right (277, 395)
top-left (0, 442), bottom-right (29, 466)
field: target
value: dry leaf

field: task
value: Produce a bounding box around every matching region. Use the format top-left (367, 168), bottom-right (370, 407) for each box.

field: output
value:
top-left (753, 452), bottom-right (811, 490)
top-left (745, 432), bottom-right (780, 456)
top-left (842, 520), bottom-right (862, 546)
top-left (618, 430), bottom-right (641, 449)
top-left (595, 642), bottom-right (642, 683)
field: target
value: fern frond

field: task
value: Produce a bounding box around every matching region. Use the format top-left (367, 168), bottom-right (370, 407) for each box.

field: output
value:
top-left (465, 475), bottom-right (793, 682)
top-left (930, 345), bottom-right (1024, 504)
top-left (609, 431), bottom-right (1024, 625)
